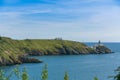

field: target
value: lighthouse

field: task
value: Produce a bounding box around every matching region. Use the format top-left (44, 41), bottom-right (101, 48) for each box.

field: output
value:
top-left (98, 40), bottom-right (101, 46)
top-left (92, 40), bottom-right (103, 49)
top-left (98, 40), bottom-right (103, 46)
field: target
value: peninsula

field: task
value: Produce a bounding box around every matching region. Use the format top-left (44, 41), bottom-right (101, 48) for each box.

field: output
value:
top-left (0, 37), bottom-right (112, 66)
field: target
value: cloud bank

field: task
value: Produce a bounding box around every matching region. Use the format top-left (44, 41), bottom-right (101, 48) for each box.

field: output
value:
top-left (0, 0), bottom-right (120, 42)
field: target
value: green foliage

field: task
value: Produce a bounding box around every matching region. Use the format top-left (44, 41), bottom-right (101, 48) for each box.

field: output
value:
top-left (114, 67), bottom-right (120, 80)
top-left (64, 71), bottom-right (69, 80)
top-left (2, 64), bottom-right (119, 80)
top-left (0, 70), bottom-right (7, 80)
top-left (22, 67), bottom-right (29, 80)
top-left (41, 64), bottom-right (48, 80)
top-left (14, 66), bottom-right (21, 80)
top-left (0, 69), bottom-right (13, 80)
top-left (94, 77), bottom-right (99, 80)
top-left (0, 66), bottom-right (29, 80)
top-left (0, 36), bottom-right (2, 40)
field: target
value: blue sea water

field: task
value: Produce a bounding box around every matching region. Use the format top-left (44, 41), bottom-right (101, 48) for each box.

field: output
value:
top-left (1, 43), bottom-right (120, 80)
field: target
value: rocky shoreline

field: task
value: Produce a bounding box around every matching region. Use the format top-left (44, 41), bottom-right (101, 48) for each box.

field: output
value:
top-left (19, 57), bottom-right (42, 63)
top-left (0, 37), bottom-right (113, 66)
top-left (0, 56), bottom-right (42, 66)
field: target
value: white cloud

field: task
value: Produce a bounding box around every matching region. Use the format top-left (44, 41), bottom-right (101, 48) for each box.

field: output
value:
top-left (0, 9), bottom-right (51, 17)
top-left (0, 0), bottom-right (120, 42)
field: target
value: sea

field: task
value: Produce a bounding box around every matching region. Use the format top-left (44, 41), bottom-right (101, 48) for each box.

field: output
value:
top-left (1, 43), bottom-right (120, 80)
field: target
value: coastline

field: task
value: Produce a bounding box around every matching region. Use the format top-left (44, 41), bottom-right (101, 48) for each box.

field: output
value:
top-left (0, 37), bottom-right (112, 66)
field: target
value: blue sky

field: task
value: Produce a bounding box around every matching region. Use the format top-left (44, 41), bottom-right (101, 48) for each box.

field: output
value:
top-left (0, 0), bottom-right (120, 42)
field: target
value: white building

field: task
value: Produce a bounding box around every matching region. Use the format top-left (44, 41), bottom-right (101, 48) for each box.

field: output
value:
top-left (93, 40), bottom-right (104, 49)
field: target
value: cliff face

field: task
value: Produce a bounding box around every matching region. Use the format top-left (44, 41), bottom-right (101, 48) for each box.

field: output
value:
top-left (0, 37), bottom-right (112, 66)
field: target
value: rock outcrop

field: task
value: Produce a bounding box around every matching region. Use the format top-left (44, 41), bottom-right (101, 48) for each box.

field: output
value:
top-left (0, 56), bottom-right (42, 66)
top-left (94, 45), bottom-right (112, 53)
top-left (19, 57), bottom-right (42, 63)
top-left (92, 40), bottom-right (112, 54)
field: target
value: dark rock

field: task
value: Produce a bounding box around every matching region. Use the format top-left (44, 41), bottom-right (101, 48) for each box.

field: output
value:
top-left (19, 57), bottom-right (42, 63)
top-left (21, 47), bottom-right (44, 56)
top-left (95, 46), bottom-right (112, 54)
top-left (92, 41), bottom-right (112, 54)
top-left (29, 50), bottom-right (44, 56)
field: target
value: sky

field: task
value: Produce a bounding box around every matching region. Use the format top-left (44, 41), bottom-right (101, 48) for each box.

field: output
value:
top-left (0, 0), bottom-right (120, 42)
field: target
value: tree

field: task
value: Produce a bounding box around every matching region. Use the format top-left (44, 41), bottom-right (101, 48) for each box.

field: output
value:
top-left (22, 67), bottom-right (29, 80)
top-left (14, 66), bottom-right (21, 80)
top-left (64, 71), bottom-right (69, 80)
top-left (0, 36), bottom-right (2, 40)
top-left (0, 70), bottom-right (6, 80)
top-left (114, 67), bottom-right (120, 80)
top-left (94, 77), bottom-right (99, 80)
top-left (41, 64), bottom-right (48, 80)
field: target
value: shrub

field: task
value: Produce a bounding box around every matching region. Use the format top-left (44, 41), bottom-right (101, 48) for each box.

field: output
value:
top-left (41, 64), bottom-right (48, 80)
top-left (64, 71), bottom-right (69, 80)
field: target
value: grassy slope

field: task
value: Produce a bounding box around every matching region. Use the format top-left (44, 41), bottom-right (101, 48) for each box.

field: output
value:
top-left (18, 39), bottom-right (95, 55)
top-left (0, 37), bottom-right (95, 65)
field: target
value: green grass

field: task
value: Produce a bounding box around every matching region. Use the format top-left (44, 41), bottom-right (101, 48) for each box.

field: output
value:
top-left (0, 37), bottom-right (94, 65)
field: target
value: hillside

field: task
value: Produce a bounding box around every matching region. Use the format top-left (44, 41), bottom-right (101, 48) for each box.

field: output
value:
top-left (0, 37), bottom-right (112, 66)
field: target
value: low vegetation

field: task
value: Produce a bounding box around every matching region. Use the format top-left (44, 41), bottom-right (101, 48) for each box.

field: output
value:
top-left (0, 64), bottom-right (120, 80)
